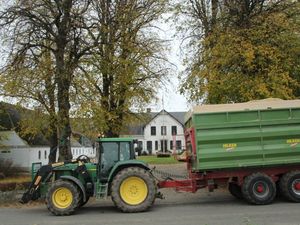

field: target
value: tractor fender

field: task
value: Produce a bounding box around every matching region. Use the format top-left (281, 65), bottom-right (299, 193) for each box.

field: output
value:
top-left (60, 175), bottom-right (86, 202)
top-left (107, 160), bottom-right (151, 183)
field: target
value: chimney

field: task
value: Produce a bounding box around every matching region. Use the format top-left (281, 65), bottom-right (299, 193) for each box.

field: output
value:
top-left (146, 108), bottom-right (151, 113)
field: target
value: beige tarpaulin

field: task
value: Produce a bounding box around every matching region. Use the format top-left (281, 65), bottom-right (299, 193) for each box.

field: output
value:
top-left (185, 98), bottom-right (300, 122)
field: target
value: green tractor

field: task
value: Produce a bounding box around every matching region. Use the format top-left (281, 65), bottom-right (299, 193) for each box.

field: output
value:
top-left (20, 138), bottom-right (157, 215)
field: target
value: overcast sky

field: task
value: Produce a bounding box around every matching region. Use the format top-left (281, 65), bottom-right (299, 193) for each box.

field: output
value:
top-left (147, 14), bottom-right (189, 112)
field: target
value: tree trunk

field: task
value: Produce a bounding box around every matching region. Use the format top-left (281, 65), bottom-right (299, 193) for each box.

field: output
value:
top-left (48, 125), bottom-right (58, 163)
top-left (55, 48), bottom-right (73, 161)
top-left (57, 87), bottom-right (72, 161)
top-left (57, 77), bottom-right (72, 161)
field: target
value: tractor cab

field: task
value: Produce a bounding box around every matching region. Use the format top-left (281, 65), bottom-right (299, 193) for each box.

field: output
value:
top-left (96, 138), bottom-right (137, 181)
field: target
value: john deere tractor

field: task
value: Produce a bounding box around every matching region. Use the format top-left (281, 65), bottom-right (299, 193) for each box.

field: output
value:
top-left (20, 138), bottom-right (157, 215)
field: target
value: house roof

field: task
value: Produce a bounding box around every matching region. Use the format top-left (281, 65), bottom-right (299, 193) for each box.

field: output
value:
top-left (122, 110), bottom-right (187, 136)
top-left (148, 110), bottom-right (186, 126)
top-left (0, 102), bottom-right (92, 147)
top-left (0, 131), bottom-right (29, 147)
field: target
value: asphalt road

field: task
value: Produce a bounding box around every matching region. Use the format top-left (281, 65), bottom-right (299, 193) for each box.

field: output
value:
top-left (1, 188), bottom-right (300, 225)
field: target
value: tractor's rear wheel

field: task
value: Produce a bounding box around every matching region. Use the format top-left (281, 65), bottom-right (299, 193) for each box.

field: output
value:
top-left (111, 167), bottom-right (156, 212)
top-left (46, 180), bottom-right (80, 216)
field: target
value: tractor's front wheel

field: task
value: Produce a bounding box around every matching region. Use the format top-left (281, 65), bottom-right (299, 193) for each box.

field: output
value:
top-left (46, 180), bottom-right (80, 216)
top-left (111, 167), bottom-right (156, 212)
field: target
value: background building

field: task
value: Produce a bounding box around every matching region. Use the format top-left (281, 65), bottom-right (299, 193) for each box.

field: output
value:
top-left (0, 130), bottom-right (95, 171)
top-left (122, 110), bottom-right (187, 155)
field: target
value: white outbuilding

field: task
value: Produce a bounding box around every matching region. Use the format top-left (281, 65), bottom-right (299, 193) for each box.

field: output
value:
top-left (0, 130), bottom-right (96, 171)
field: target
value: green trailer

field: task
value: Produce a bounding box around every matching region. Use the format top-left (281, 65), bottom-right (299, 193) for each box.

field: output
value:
top-left (185, 98), bottom-right (300, 171)
top-left (158, 99), bottom-right (300, 205)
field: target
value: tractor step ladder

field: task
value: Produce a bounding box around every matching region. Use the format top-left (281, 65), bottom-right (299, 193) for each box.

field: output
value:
top-left (96, 182), bottom-right (108, 199)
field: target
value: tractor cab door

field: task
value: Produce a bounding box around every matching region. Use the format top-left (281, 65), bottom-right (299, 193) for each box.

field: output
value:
top-left (98, 141), bottom-right (132, 181)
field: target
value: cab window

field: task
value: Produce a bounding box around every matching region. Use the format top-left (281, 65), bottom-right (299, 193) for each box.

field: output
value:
top-left (120, 142), bottom-right (130, 161)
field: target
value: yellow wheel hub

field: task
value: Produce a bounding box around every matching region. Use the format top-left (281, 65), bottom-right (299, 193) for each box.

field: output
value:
top-left (52, 187), bottom-right (73, 209)
top-left (120, 176), bottom-right (148, 205)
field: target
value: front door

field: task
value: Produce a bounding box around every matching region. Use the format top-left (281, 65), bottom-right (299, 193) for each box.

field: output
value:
top-left (160, 140), bottom-right (168, 153)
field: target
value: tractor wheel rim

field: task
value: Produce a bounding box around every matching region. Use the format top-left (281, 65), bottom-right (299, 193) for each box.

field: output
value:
top-left (120, 176), bottom-right (148, 205)
top-left (253, 181), bottom-right (269, 198)
top-left (52, 187), bottom-right (73, 209)
top-left (291, 179), bottom-right (300, 196)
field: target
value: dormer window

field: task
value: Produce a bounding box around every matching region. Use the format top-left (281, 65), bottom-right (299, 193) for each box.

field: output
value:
top-left (161, 126), bottom-right (166, 135)
top-left (172, 126), bottom-right (177, 135)
top-left (151, 126), bottom-right (156, 136)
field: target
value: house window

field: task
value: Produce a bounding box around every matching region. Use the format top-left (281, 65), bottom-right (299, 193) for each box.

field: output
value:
top-left (147, 141), bottom-right (152, 154)
top-left (38, 150), bottom-right (41, 160)
top-left (161, 126), bottom-right (166, 135)
top-left (176, 140), bottom-right (182, 150)
top-left (44, 150), bottom-right (47, 159)
top-left (1, 150), bottom-right (11, 153)
top-left (170, 141), bottom-right (174, 150)
top-left (151, 126), bottom-right (156, 136)
top-left (155, 141), bottom-right (158, 150)
top-left (171, 126), bottom-right (177, 135)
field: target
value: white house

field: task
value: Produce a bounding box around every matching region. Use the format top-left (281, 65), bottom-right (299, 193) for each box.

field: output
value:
top-left (123, 110), bottom-right (186, 155)
top-left (0, 131), bottom-right (96, 171)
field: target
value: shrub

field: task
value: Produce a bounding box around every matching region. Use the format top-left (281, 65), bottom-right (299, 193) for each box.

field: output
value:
top-left (0, 159), bottom-right (24, 177)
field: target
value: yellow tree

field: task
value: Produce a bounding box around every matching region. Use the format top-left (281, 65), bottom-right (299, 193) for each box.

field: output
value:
top-left (75, 0), bottom-right (170, 137)
top-left (178, 0), bottom-right (300, 103)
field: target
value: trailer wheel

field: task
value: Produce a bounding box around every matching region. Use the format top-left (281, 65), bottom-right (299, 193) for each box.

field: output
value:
top-left (279, 171), bottom-right (300, 202)
top-left (46, 180), bottom-right (80, 216)
top-left (242, 173), bottom-right (276, 205)
top-left (111, 167), bottom-right (156, 212)
top-left (228, 183), bottom-right (243, 199)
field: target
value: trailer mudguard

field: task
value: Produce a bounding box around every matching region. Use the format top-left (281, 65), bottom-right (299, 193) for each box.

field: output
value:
top-left (107, 160), bottom-right (151, 183)
top-left (60, 176), bottom-right (87, 202)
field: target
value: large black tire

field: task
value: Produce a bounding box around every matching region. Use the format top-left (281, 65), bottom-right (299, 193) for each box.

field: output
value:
top-left (46, 180), bottom-right (80, 216)
top-left (78, 196), bottom-right (90, 208)
top-left (242, 173), bottom-right (276, 205)
top-left (279, 171), bottom-right (300, 202)
top-left (111, 167), bottom-right (156, 213)
top-left (228, 183), bottom-right (243, 199)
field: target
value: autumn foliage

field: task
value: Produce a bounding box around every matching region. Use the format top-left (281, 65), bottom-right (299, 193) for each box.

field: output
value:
top-left (179, 1), bottom-right (300, 104)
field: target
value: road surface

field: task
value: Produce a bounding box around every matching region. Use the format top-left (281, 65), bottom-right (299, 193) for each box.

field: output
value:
top-left (1, 188), bottom-right (300, 225)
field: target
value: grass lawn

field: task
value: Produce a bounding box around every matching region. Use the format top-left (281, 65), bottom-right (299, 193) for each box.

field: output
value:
top-left (137, 155), bottom-right (182, 164)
